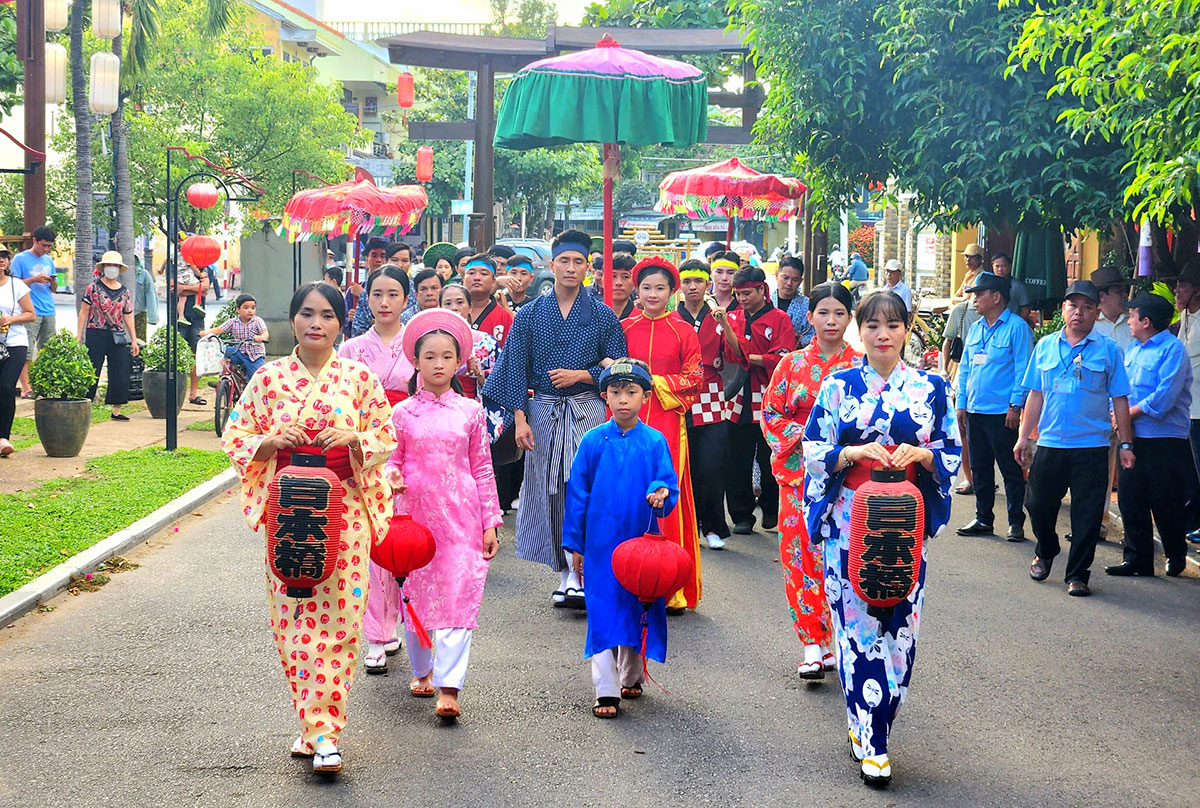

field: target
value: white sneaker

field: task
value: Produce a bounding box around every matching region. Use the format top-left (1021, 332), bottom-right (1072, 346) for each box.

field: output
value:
top-left (511, 497), bottom-right (520, 509)
top-left (706, 533), bottom-right (726, 550)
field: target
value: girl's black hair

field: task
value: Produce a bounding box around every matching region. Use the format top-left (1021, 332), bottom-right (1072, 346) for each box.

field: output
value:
top-left (289, 282), bottom-right (346, 327)
top-left (365, 264), bottom-right (411, 298)
top-left (809, 282), bottom-right (854, 314)
top-left (855, 290), bottom-right (909, 328)
top-left (406, 329), bottom-right (466, 396)
top-left (636, 262), bottom-right (677, 291)
top-left (234, 293), bottom-right (256, 308)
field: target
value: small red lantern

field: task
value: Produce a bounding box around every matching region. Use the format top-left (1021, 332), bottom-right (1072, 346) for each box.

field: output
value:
top-left (415, 146), bottom-right (434, 183)
top-left (848, 467), bottom-right (924, 619)
top-left (180, 234), bottom-right (221, 267)
top-left (371, 513), bottom-right (437, 648)
top-left (265, 449), bottom-right (346, 600)
top-left (396, 71), bottom-right (414, 125)
top-left (186, 182), bottom-right (219, 210)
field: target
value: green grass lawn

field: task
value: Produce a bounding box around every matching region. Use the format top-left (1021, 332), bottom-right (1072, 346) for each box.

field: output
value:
top-left (8, 403), bottom-right (145, 451)
top-left (0, 447), bottom-right (231, 597)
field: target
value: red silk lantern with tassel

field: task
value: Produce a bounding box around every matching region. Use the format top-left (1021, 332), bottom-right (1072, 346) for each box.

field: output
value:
top-left (265, 449), bottom-right (345, 599)
top-left (847, 466), bottom-right (924, 620)
top-left (186, 182), bottom-right (219, 210)
top-left (371, 513), bottom-right (437, 648)
top-left (180, 234), bottom-right (221, 268)
top-left (396, 71), bottom-right (414, 125)
top-left (415, 146), bottom-right (434, 183)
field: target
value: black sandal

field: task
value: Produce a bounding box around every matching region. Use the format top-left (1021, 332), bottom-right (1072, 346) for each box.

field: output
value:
top-left (620, 683), bottom-right (643, 700)
top-left (111, 413), bottom-right (130, 421)
top-left (189, 396), bottom-right (208, 406)
top-left (592, 697), bottom-right (620, 719)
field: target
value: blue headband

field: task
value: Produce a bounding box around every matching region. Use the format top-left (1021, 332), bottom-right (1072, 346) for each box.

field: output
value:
top-left (599, 362), bottom-right (653, 391)
top-left (552, 241), bottom-right (589, 260)
top-left (464, 259), bottom-right (495, 275)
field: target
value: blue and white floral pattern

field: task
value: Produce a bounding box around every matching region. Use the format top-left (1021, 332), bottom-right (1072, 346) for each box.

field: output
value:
top-left (800, 361), bottom-right (960, 758)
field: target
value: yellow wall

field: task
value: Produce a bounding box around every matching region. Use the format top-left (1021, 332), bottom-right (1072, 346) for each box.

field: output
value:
top-left (951, 225), bottom-right (980, 293)
top-left (1077, 230), bottom-right (1101, 280)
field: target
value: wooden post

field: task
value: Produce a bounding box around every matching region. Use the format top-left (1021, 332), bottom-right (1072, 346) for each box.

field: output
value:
top-left (18, 0), bottom-right (47, 237)
top-left (474, 56), bottom-right (495, 248)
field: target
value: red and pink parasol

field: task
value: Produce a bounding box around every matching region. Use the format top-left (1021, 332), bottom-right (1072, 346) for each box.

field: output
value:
top-left (656, 157), bottom-right (807, 243)
top-left (280, 175), bottom-right (428, 243)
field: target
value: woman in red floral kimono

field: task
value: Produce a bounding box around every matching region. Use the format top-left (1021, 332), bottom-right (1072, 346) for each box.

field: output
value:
top-left (762, 283), bottom-right (860, 678)
top-left (622, 257), bottom-right (703, 611)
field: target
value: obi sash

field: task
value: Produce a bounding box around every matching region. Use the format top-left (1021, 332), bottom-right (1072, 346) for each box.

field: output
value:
top-left (843, 446), bottom-right (918, 490)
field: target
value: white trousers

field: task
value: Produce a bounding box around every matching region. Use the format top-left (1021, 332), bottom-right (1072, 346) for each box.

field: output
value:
top-left (406, 628), bottom-right (473, 691)
top-left (590, 646), bottom-right (644, 699)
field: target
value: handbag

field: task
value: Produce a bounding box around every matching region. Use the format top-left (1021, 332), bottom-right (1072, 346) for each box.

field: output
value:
top-left (112, 329), bottom-right (131, 346)
top-left (194, 335), bottom-right (225, 377)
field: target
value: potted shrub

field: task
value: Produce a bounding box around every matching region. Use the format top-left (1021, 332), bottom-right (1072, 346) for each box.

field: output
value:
top-left (140, 327), bottom-right (195, 419)
top-left (29, 329), bottom-right (99, 458)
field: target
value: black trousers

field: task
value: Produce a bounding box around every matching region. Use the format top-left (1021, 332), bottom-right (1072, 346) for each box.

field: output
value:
top-left (687, 420), bottom-right (730, 539)
top-left (1185, 420), bottom-right (1200, 533)
top-left (85, 328), bottom-right (132, 405)
top-left (967, 412), bottom-right (1025, 529)
top-left (0, 344), bottom-right (28, 439)
top-left (1117, 437), bottom-right (1192, 568)
top-left (494, 457), bottom-right (525, 510)
top-left (1026, 446), bottom-right (1109, 584)
top-left (726, 417), bottom-right (778, 527)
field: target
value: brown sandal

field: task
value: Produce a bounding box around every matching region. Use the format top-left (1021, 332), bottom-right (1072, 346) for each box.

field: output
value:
top-left (409, 679), bottom-right (435, 698)
top-left (620, 683), bottom-right (643, 700)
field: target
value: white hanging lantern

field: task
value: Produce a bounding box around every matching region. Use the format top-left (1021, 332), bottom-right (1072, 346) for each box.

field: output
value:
top-left (45, 43), bottom-right (67, 104)
top-left (89, 52), bottom-right (120, 115)
top-left (44, 0), bottom-right (69, 33)
top-left (93, 0), bottom-right (122, 39)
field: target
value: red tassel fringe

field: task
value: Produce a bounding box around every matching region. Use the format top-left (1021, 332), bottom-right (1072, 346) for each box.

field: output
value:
top-left (403, 595), bottom-right (433, 649)
top-left (639, 608), bottom-right (671, 696)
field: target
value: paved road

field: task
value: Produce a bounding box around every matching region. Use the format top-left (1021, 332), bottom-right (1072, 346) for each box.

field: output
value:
top-left (0, 488), bottom-right (1197, 807)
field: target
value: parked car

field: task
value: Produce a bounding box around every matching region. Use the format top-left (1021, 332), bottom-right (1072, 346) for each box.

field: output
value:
top-left (495, 238), bottom-right (555, 296)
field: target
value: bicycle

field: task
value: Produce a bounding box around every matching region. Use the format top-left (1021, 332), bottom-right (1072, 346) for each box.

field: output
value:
top-left (211, 336), bottom-right (264, 435)
top-left (904, 288), bottom-right (948, 372)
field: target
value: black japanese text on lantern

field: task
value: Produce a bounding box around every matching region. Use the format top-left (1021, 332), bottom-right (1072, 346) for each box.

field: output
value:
top-left (856, 494), bottom-right (918, 601)
top-left (271, 474), bottom-right (332, 580)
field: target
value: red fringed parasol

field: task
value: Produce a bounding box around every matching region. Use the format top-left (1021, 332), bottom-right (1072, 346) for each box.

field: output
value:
top-left (279, 176), bottom-right (428, 243)
top-left (656, 157), bottom-right (807, 242)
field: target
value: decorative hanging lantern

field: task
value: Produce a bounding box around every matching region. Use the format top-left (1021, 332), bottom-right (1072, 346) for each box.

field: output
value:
top-left (370, 513), bottom-right (437, 648)
top-left (88, 52), bottom-right (120, 115)
top-left (92, 0), bottom-right (122, 39)
top-left (45, 43), bottom-right (67, 105)
top-left (396, 71), bottom-right (414, 125)
top-left (265, 450), bottom-right (345, 599)
top-left (45, 0), bottom-right (69, 32)
top-left (848, 467), bottom-right (924, 620)
top-left (186, 182), bottom-right (219, 210)
top-left (180, 234), bottom-right (222, 267)
top-left (415, 146), bottom-right (434, 183)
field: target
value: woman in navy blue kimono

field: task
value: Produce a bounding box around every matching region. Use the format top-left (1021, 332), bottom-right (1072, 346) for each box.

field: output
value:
top-left (802, 292), bottom-right (960, 787)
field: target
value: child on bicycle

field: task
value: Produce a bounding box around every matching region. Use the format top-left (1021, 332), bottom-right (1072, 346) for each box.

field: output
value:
top-left (201, 293), bottom-right (269, 378)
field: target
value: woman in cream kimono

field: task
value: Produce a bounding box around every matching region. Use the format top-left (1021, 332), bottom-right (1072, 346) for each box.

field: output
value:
top-left (222, 282), bottom-right (396, 776)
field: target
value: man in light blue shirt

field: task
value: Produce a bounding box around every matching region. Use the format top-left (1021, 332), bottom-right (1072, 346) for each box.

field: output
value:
top-left (1016, 280), bottom-right (1135, 596)
top-left (771, 256), bottom-right (815, 348)
top-left (11, 225), bottom-right (58, 397)
top-left (955, 273), bottom-right (1033, 540)
top-left (1109, 293), bottom-right (1193, 578)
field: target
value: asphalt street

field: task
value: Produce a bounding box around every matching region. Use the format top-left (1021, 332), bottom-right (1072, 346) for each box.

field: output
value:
top-left (0, 486), bottom-right (1197, 808)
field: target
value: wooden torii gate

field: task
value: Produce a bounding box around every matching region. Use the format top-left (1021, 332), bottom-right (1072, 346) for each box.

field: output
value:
top-left (379, 24), bottom-right (763, 248)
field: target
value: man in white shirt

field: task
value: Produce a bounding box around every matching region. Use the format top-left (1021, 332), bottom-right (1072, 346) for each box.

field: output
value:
top-left (882, 259), bottom-right (912, 311)
top-left (1174, 259), bottom-right (1200, 542)
top-left (1088, 265), bottom-right (1134, 538)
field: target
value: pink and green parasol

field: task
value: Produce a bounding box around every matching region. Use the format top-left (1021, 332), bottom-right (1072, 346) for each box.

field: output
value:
top-left (279, 177), bottom-right (428, 243)
top-left (655, 157), bottom-right (807, 242)
top-left (494, 34), bottom-right (708, 306)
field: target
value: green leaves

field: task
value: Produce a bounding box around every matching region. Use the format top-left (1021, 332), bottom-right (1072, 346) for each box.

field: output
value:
top-left (29, 330), bottom-right (98, 401)
top-left (141, 325), bottom-right (196, 374)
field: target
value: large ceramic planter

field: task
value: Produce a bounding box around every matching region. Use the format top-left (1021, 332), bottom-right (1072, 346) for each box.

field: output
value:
top-left (34, 398), bottom-right (92, 458)
top-left (142, 370), bottom-right (187, 419)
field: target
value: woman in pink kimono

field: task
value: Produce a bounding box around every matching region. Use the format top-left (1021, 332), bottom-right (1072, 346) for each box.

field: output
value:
top-left (385, 309), bottom-right (502, 720)
top-left (339, 265), bottom-right (414, 673)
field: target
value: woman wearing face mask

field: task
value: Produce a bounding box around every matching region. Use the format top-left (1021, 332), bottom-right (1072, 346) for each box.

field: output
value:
top-left (0, 247), bottom-right (36, 455)
top-left (77, 251), bottom-right (139, 421)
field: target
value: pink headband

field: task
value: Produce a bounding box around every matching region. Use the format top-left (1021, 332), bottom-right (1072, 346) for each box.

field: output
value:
top-left (401, 309), bottom-right (474, 365)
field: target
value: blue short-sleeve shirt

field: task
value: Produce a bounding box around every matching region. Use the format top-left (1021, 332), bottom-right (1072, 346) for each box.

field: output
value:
top-left (1022, 328), bottom-right (1131, 449)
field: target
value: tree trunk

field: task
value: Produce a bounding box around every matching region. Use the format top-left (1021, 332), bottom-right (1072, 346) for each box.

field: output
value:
top-left (112, 33), bottom-right (135, 289)
top-left (71, 2), bottom-right (93, 310)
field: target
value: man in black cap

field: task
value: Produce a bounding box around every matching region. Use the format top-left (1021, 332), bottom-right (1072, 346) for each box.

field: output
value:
top-left (1016, 280), bottom-right (1135, 596)
top-left (955, 273), bottom-right (1034, 540)
top-left (1109, 292), bottom-right (1193, 577)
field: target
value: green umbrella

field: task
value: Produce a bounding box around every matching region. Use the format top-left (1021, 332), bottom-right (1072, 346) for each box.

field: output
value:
top-left (1013, 226), bottom-right (1068, 306)
top-left (494, 33), bottom-right (708, 306)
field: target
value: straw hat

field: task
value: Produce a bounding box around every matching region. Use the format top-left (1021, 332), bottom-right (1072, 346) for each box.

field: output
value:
top-left (96, 250), bottom-right (128, 269)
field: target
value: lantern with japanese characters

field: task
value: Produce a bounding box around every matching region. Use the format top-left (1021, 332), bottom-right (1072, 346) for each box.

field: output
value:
top-left (265, 450), bottom-right (345, 599)
top-left (371, 513), bottom-right (437, 648)
top-left (848, 467), bottom-right (924, 619)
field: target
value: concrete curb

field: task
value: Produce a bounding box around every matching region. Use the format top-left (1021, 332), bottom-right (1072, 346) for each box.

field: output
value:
top-left (0, 468), bottom-right (239, 628)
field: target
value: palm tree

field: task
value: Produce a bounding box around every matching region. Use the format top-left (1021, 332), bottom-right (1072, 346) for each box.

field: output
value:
top-left (70, 1), bottom-right (92, 310)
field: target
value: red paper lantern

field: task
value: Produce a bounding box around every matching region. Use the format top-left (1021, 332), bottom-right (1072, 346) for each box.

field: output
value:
top-left (265, 451), bottom-right (345, 599)
top-left (370, 513), bottom-right (437, 648)
top-left (612, 530), bottom-right (693, 606)
top-left (396, 72), bottom-right (414, 109)
top-left (848, 467), bottom-right (924, 619)
top-left (415, 146), bottom-right (434, 183)
top-left (186, 182), bottom-right (219, 210)
top-left (180, 234), bottom-right (221, 268)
